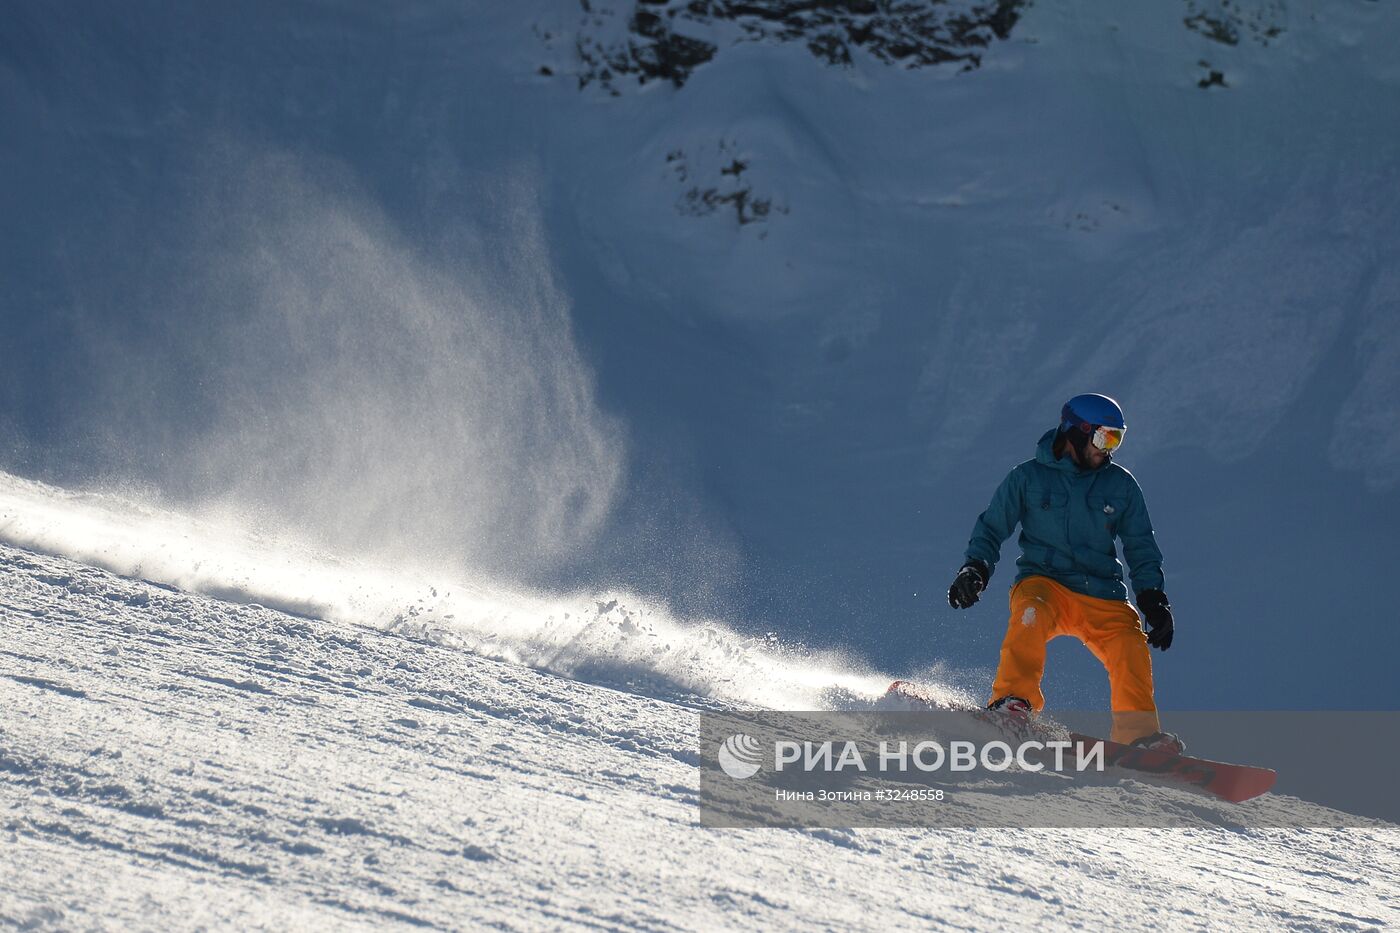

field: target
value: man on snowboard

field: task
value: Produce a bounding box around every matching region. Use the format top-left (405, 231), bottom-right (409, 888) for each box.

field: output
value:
top-left (946, 393), bottom-right (1182, 753)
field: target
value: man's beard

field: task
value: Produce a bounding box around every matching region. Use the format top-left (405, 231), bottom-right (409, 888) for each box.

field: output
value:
top-left (1063, 427), bottom-right (1110, 470)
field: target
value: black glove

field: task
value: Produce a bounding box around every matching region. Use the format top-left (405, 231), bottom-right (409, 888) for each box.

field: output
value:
top-left (1136, 588), bottom-right (1174, 651)
top-left (947, 559), bottom-right (990, 609)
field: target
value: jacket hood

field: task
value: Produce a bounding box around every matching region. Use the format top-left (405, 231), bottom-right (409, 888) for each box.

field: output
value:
top-left (1035, 428), bottom-right (1070, 469)
top-left (1035, 427), bottom-right (1109, 474)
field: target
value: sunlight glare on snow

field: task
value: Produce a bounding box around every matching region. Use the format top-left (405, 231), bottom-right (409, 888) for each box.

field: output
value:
top-left (0, 470), bottom-right (893, 710)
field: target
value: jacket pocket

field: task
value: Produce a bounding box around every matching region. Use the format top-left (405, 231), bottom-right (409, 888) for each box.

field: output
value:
top-left (1022, 485), bottom-right (1069, 550)
top-left (1031, 486), bottom-right (1069, 512)
top-left (1087, 495), bottom-right (1128, 537)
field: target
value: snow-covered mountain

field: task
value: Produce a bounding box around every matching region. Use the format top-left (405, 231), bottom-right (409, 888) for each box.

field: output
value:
top-left (4, 0), bottom-right (1398, 712)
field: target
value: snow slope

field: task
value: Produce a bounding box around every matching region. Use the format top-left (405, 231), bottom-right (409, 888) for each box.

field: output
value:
top-left (2, 542), bottom-right (1397, 930)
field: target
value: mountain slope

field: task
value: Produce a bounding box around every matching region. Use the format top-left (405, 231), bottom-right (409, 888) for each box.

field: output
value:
top-left (3, 1), bottom-right (1398, 708)
top-left (2, 543), bottom-right (1396, 930)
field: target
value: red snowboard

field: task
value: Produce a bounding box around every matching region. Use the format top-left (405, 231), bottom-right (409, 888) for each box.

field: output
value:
top-left (1071, 733), bottom-right (1277, 803)
top-left (883, 681), bottom-right (1276, 803)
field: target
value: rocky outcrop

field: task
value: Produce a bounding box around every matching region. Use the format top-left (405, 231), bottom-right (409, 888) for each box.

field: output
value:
top-left (1183, 0), bottom-right (1285, 47)
top-left (564, 0), bottom-right (1032, 94)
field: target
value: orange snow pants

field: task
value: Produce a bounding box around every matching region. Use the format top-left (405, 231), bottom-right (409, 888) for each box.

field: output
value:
top-left (990, 575), bottom-right (1160, 744)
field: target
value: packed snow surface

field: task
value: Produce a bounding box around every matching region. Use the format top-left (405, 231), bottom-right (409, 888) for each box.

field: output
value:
top-left (2, 532), bottom-right (1397, 929)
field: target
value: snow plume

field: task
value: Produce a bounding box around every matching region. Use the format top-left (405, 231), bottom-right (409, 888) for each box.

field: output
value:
top-left (43, 142), bottom-right (624, 583)
top-left (0, 472), bottom-right (893, 710)
top-left (0, 143), bottom-right (834, 706)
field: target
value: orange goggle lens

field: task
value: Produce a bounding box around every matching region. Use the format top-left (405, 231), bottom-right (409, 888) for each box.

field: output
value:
top-left (1092, 425), bottom-right (1125, 452)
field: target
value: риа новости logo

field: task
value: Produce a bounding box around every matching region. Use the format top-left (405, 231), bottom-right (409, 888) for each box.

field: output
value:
top-left (718, 734), bottom-right (763, 779)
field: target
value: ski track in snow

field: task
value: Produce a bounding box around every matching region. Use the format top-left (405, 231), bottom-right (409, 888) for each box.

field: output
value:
top-left (1, 544), bottom-right (1397, 931)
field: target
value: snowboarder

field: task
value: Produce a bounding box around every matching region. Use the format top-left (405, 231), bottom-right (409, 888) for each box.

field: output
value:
top-left (946, 393), bottom-right (1182, 753)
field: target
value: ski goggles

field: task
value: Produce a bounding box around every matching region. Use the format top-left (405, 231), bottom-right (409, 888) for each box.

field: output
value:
top-left (1092, 425), bottom-right (1125, 452)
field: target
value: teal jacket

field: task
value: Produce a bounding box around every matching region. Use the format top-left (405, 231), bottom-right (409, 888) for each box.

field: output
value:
top-left (964, 429), bottom-right (1164, 602)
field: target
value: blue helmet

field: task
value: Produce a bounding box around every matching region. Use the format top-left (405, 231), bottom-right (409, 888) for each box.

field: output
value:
top-left (1060, 393), bottom-right (1125, 432)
